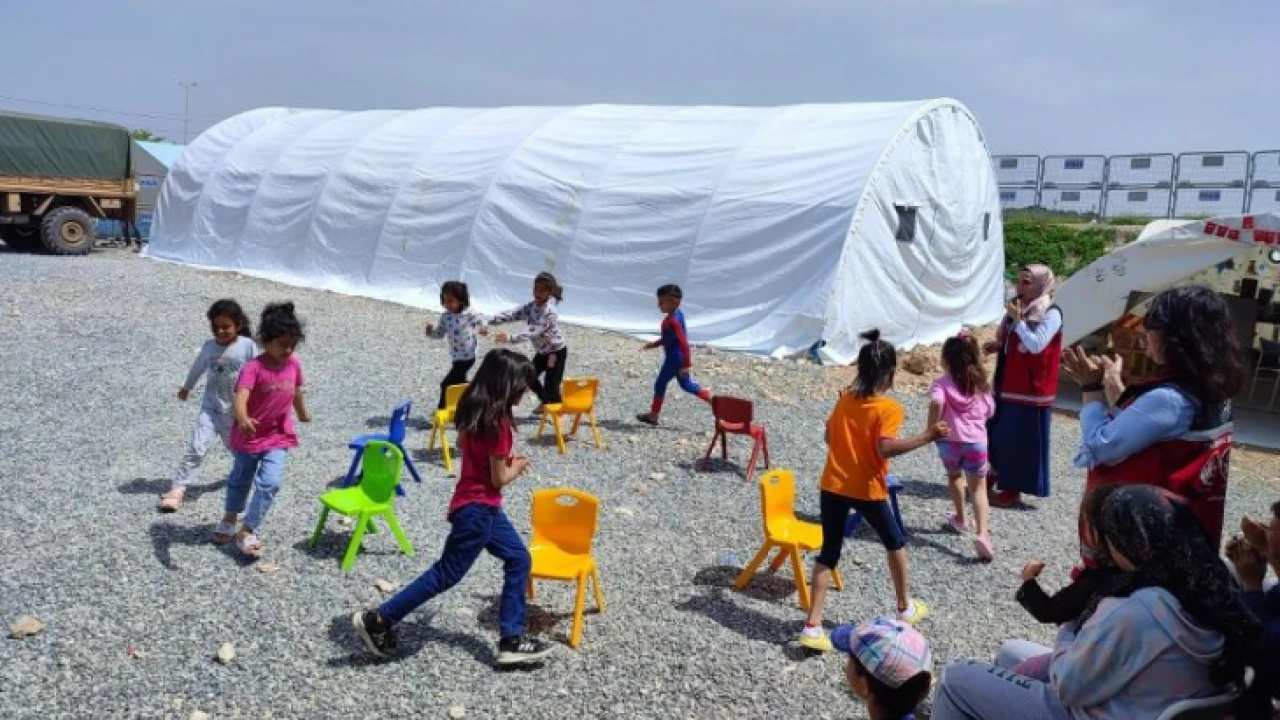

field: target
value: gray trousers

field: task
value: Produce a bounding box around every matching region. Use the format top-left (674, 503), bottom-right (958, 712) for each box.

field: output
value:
top-left (931, 640), bottom-right (1071, 720)
top-left (169, 406), bottom-right (232, 490)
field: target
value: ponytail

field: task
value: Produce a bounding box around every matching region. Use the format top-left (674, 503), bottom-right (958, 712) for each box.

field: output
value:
top-left (854, 329), bottom-right (897, 398)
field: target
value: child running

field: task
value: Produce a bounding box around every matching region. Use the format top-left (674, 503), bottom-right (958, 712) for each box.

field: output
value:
top-left (213, 302), bottom-right (310, 558)
top-left (159, 300), bottom-right (258, 512)
top-left (637, 284), bottom-right (712, 425)
top-left (352, 348), bottom-right (554, 666)
top-left (489, 272), bottom-right (568, 412)
top-left (927, 331), bottom-right (996, 560)
top-left (800, 329), bottom-right (948, 652)
top-left (425, 280), bottom-right (487, 409)
top-left (832, 616), bottom-right (935, 720)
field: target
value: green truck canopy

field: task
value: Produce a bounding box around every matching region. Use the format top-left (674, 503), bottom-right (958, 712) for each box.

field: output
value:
top-left (0, 110), bottom-right (132, 180)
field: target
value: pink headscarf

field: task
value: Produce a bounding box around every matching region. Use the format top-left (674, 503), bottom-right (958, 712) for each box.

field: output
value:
top-left (1019, 264), bottom-right (1055, 324)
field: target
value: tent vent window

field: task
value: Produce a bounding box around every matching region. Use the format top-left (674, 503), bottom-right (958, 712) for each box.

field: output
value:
top-left (895, 204), bottom-right (918, 243)
top-left (983, 212), bottom-right (991, 241)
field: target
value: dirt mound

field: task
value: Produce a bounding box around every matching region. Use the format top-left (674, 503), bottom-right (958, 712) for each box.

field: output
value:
top-left (825, 324), bottom-right (1000, 393)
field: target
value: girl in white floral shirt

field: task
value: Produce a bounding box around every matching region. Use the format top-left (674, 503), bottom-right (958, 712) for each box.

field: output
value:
top-left (489, 272), bottom-right (568, 409)
top-left (425, 281), bottom-right (487, 409)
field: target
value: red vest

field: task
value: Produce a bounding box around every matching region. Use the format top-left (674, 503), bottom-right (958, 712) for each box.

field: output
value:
top-left (997, 307), bottom-right (1063, 407)
top-left (1079, 380), bottom-right (1232, 566)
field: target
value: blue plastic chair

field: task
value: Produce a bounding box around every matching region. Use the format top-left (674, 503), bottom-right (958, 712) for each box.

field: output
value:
top-left (341, 401), bottom-right (423, 495)
top-left (844, 474), bottom-right (907, 539)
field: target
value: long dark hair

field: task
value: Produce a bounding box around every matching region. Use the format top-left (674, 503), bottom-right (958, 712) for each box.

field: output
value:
top-left (853, 329), bottom-right (896, 398)
top-left (942, 334), bottom-right (989, 395)
top-left (534, 272), bottom-right (564, 302)
top-left (207, 299), bottom-right (252, 338)
top-left (259, 302), bottom-right (305, 343)
top-left (455, 349), bottom-right (536, 437)
top-left (1143, 286), bottom-right (1244, 426)
top-left (1084, 486), bottom-right (1260, 687)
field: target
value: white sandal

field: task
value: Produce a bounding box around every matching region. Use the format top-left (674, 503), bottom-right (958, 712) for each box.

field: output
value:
top-left (237, 532), bottom-right (264, 558)
top-left (212, 521), bottom-right (237, 545)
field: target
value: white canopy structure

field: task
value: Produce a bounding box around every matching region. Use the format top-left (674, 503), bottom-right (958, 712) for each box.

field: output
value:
top-left (1057, 213), bottom-right (1280, 346)
top-left (147, 100), bottom-right (1004, 363)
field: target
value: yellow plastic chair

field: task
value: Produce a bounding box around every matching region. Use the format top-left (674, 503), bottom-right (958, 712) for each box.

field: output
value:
top-left (536, 377), bottom-right (604, 454)
top-left (310, 441), bottom-right (414, 571)
top-left (733, 469), bottom-right (843, 611)
top-left (427, 383), bottom-right (468, 472)
top-left (526, 488), bottom-right (605, 648)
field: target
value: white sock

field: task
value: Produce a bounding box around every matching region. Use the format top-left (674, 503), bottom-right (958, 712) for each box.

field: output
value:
top-left (801, 625), bottom-right (824, 637)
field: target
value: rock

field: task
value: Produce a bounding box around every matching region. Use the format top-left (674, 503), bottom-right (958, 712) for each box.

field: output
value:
top-left (338, 517), bottom-right (354, 529)
top-left (649, 472), bottom-right (667, 482)
top-left (189, 712), bottom-right (211, 720)
top-left (627, 435), bottom-right (641, 444)
top-left (9, 616), bottom-right (45, 639)
top-left (216, 642), bottom-right (236, 665)
top-left (171, 698), bottom-right (185, 710)
top-left (616, 507), bottom-right (636, 517)
top-left (448, 705), bottom-right (467, 719)
top-left (632, 483), bottom-right (649, 495)
top-left (374, 579), bottom-right (397, 594)
top-left (256, 563), bottom-right (283, 574)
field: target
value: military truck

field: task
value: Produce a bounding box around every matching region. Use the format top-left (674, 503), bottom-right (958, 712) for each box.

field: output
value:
top-left (0, 110), bottom-right (136, 255)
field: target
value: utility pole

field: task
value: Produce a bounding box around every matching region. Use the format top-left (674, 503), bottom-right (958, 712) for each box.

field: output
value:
top-left (179, 81), bottom-right (198, 143)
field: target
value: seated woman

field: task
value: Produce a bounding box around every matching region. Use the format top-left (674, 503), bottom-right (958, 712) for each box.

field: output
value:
top-left (1226, 501), bottom-right (1280, 717)
top-left (1062, 285), bottom-right (1245, 566)
top-left (931, 485), bottom-right (1259, 720)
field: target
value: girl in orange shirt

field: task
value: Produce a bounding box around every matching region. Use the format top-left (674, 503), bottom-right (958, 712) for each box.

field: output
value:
top-left (799, 329), bottom-right (948, 652)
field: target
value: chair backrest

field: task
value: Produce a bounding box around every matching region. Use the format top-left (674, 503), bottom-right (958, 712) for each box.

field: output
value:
top-left (443, 383), bottom-right (468, 412)
top-left (359, 441), bottom-right (405, 503)
top-left (529, 488), bottom-right (600, 556)
top-left (712, 395), bottom-right (754, 428)
top-left (758, 469), bottom-right (797, 539)
top-left (388, 401), bottom-right (412, 444)
top-left (560, 377), bottom-right (598, 411)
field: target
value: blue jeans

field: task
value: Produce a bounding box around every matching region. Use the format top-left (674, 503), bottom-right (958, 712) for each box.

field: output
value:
top-left (224, 448), bottom-right (288, 531)
top-left (379, 503), bottom-right (531, 639)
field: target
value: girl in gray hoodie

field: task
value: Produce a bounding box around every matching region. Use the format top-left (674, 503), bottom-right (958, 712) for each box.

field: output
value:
top-left (931, 485), bottom-right (1259, 720)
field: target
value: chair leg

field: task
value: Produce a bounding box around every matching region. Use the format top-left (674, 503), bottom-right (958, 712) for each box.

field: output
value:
top-left (383, 511), bottom-right (414, 558)
top-left (570, 572), bottom-right (588, 648)
top-left (309, 507), bottom-right (331, 547)
top-left (889, 487), bottom-right (906, 538)
top-left (398, 443), bottom-right (424, 484)
top-left (844, 512), bottom-right (865, 538)
top-left (427, 423), bottom-right (439, 451)
top-left (700, 431), bottom-right (720, 471)
top-left (526, 577), bottom-right (536, 600)
top-left (744, 438), bottom-right (761, 482)
top-left (789, 546), bottom-right (811, 611)
top-left (591, 567), bottom-right (605, 612)
top-left (341, 451), bottom-right (362, 488)
top-left (720, 432), bottom-right (728, 460)
top-left (553, 414), bottom-right (567, 454)
top-left (588, 412), bottom-right (604, 449)
top-left (341, 515), bottom-right (372, 571)
top-left (761, 432), bottom-right (770, 469)
top-left (440, 432), bottom-right (453, 473)
top-left (733, 542), bottom-right (775, 589)
top-left (766, 546), bottom-right (788, 575)
top-left (832, 567), bottom-right (844, 592)
top-left (570, 414), bottom-right (583, 437)
top-left (536, 414), bottom-right (548, 440)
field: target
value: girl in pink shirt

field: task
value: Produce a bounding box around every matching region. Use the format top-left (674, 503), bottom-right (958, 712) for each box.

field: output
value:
top-left (213, 302), bottom-right (311, 559)
top-left (927, 332), bottom-right (996, 561)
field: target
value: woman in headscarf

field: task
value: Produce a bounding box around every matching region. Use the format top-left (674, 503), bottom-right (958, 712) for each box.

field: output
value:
top-left (931, 485), bottom-right (1260, 720)
top-left (984, 264), bottom-right (1063, 507)
top-left (1062, 285), bottom-right (1243, 565)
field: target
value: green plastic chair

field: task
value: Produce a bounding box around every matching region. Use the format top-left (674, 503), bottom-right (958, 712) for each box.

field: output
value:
top-left (310, 440), bottom-right (414, 570)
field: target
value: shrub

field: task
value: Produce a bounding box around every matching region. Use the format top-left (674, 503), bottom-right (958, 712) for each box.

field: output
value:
top-left (1003, 221), bottom-right (1113, 280)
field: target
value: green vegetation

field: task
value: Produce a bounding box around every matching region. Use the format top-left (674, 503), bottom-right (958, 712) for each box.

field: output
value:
top-left (1003, 208), bottom-right (1097, 225)
top-left (1003, 221), bottom-right (1116, 280)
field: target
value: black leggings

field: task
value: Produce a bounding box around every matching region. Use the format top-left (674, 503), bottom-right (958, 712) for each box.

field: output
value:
top-left (528, 347), bottom-right (568, 404)
top-left (816, 491), bottom-right (905, 569)
top-left (438, 359), bottom-right (474, 409)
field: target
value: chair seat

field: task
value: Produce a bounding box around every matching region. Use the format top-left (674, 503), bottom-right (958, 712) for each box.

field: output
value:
top-left (547, 402), bottom-right (593, 415)
top-left (433, 409), bottom-right (454, 426)
top-left (348, 432), bottom-right (391, 450)
top-left (716, 419), bottom-right (765, 437)
top-left (529, 543), bottom-right (596, 580)
top-left (320, 487), bottom-right (390, 515)
top-left (769, 519), bottom-right (823, 552)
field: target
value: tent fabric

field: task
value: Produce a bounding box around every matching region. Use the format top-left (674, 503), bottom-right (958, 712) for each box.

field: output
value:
top-left (1056, 213), bottom-right (1280, 346)
top-left (0, 110), bottom-right (131, 180)
top-left (147, 100), bottom-right (1004, 363)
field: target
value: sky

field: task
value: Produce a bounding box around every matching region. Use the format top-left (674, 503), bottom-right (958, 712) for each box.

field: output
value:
top-left (1, 0), bottom-right (1273, 155)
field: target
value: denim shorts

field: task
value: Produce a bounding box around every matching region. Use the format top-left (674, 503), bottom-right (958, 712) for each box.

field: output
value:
top-left (937, 440), bottom-right (989, 476)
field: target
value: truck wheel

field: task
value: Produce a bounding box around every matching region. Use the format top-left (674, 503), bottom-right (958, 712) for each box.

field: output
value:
top-left (0, 226), bottom-right (44, 252)
top-left (40, 206), bottom-right (96, 255)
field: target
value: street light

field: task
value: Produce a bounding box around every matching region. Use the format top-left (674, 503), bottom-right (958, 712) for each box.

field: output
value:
top-left (179, 81), bottom-right (198, 143)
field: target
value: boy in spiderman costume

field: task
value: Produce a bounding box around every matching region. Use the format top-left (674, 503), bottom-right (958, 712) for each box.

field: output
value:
top-left (636, 284), bottom-right (712, 426)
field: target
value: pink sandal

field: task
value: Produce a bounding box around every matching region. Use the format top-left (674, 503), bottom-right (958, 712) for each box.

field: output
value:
top-left (973, 535), bottom-right (995, 562)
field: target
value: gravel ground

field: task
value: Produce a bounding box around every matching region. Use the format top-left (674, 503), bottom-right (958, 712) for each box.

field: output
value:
top-left (1, 246), bottom-right (1277, 720)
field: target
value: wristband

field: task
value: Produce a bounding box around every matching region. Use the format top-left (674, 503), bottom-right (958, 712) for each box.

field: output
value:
top-left (1080, 382), bottom-right (1104, 393)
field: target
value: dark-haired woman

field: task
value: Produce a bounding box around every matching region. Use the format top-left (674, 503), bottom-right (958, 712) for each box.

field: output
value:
top-left (932, 485), bottom-right (1259, 720)
top-left (985, 264), bottom-right (1063, 507)
top-left (1062, 285), bottom-right (1244, 563)
top-left (797, 329), bottom-right (948, 653)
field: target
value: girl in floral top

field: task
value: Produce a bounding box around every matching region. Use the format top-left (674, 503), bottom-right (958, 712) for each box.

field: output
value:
top-left (489, 272), bottom-right (568, 408)
top-left (425, 280), bottom-right (487, 409)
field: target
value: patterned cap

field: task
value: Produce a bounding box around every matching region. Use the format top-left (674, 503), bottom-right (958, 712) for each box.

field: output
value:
top-left (831, 616), bottom-right (932, 689)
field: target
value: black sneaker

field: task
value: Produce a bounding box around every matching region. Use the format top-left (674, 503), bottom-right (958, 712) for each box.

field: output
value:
top-left (636, 413), bottom-right (659, 426)
top-left (496, 636), bottom-right (554, 666)
top-left (352, 611), bottom-right (397, 658)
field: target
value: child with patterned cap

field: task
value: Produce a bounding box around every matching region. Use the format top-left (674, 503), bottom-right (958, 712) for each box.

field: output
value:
top-left (833, 616), bottom-right (934, 720)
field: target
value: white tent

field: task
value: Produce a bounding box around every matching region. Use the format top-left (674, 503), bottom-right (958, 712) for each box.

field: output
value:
top-left (1057, 213), bottom-right (1280, 346)
top-left (147, 101), bottom-right (1004, 363)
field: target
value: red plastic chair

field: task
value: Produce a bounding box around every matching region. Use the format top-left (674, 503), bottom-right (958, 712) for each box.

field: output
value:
top-left (700, 396), bottom-right (769, 481)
